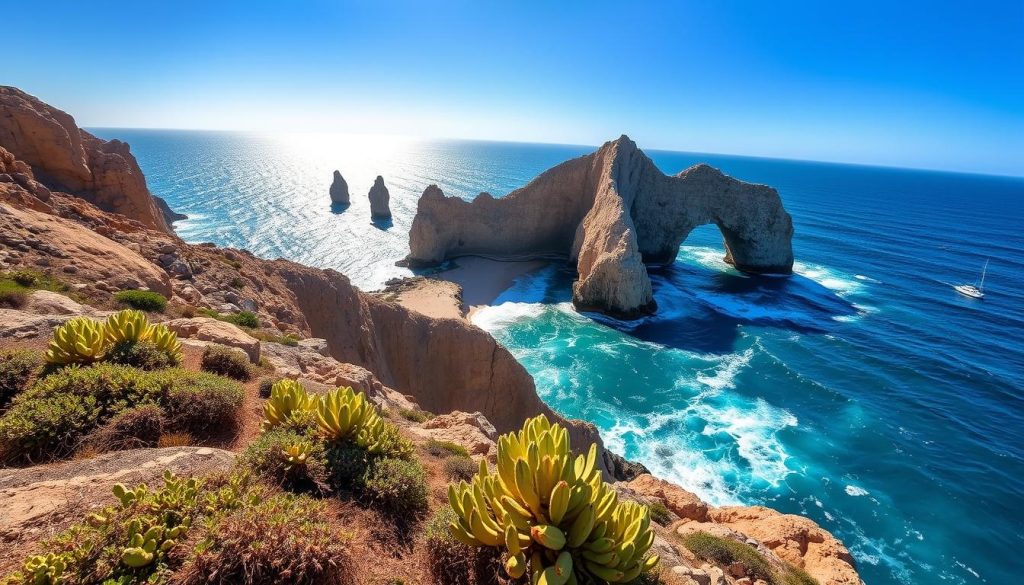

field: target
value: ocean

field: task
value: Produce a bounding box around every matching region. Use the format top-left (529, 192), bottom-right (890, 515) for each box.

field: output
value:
top-left (91, 129), bottom-right (1024, 585)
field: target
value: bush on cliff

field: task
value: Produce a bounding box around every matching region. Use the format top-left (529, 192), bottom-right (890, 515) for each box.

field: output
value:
top-left (0, 364), bottom-right (243, 464)
top-left (87, 404), bottom-right (165, 451)
top-left (106, 339), bottom-right (178, 370)
top-left (360, 457), bottom-right (428, 519)
top-left (239, 427), bottom-right (330, 494)
top-left (1, 471), bottom-right (352, 585)
top-left (0, 349), bottom-right (44, 410)
top-left (113, 289), bottom-right (168, 312)
top-left (201, 344), bottom-right (253, 381)
top-left (680, 532), bottom-right (779, 584)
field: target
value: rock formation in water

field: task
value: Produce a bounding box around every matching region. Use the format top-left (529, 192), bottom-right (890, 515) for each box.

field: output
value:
top-left (368, 175), bottom-right (391, 218)
top-left (0, 86), bottom-right (174, 234)
top-left (329, 169), bottom-right (349, 204)
top-left (406, 135), bottom-right (794, 317)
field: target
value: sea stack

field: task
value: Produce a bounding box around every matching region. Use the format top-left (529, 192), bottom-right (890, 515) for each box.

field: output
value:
top-left (368, 175), bottom-right (391, 218)
top-left (405, 135), bottom-right (794, 318)
top-left (329, 170), bottom-right (350, 204)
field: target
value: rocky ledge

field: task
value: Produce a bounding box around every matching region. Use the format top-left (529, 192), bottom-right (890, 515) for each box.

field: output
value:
top-left (406, 135), bottom-right (794, 317)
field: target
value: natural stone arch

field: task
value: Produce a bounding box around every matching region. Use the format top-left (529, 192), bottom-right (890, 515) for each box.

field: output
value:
top-left (406, 136), bottom-right (794, 318)
top-left (631, 163), bottom-right (795, 273)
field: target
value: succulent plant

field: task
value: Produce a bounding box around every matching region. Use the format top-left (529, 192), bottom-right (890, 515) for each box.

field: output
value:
top-left (447, 415), bottom-right (659, 584)
top-left (104, 309), bottom-right (151, 344)
top-left (282, 442), bottom-right (312, 467)
top-left (45, 317), bottom-right (108, 364)
top-left (315, 386), bottom-right (395, 453)
top-left (262, 379), bottom-right (316, 430)
top-left (22, 552), bottom-right (68, 585)
top-left (146, 323), bottom-right (182, 362)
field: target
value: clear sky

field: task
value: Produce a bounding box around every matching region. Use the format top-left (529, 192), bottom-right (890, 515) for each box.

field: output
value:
top-left (5, 0), bottom-right (1023, 176)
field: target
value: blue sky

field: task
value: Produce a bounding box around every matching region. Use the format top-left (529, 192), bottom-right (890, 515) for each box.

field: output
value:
top-left (5, 0), bottom-right (1023, 175)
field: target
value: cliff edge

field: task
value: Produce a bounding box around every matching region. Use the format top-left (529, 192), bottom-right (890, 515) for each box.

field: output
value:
top-left (406, 135), bottom-right (794, 317)
top-left (0, 86), bottom-right (172, 233)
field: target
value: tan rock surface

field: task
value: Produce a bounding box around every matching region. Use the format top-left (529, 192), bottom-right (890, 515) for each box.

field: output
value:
top-left (163, 317), bottom-right (261, 362)
top-left (0, 447), bottom-right (234, 570)
top-left (0, 86), bottom-right (171, 233)
top-left (411, 411), bottom-right (499, 459)
top-left (627, 473), bottom-right (710, 521)
top-left (0, 202), bottom-right (172, 296)
top-left (675, 506), bottom-right (862, 585)
top-left (406, 135), bottom-right (793, 317)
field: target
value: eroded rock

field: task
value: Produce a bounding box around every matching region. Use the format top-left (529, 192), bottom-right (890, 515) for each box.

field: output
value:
top-left (329, 170), bottom-right (350, 204)
top-left (368, 175), bottom-right (391, 218)
top-left (163, 317), bottom-right (261, 362)
top-left (406, 135), bottom-right (793, 317)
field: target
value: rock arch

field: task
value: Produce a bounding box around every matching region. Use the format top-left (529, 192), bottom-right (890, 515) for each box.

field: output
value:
top-left (406, 136), bottom-right (794, 318)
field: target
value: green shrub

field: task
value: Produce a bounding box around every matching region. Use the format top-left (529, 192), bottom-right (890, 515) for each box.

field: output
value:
top-left (326, 441), bottom-right (372, 491)
top-left (106, 340), bottom-right (178, 370)
top-left (424, 438), bottom-right (469, 458)
top-left (196, 308), bottom-right (262, 330)
top-left (89, 404), bottom-right (164, 451)
top-left (200, 344), bottom-right (252, 381)
top-left (0, 349), bottom-right (43, 410)
top-left (239, 428), bottom-right (329, 494)
top-left (361, 457), bottom-right (428, 519)
top-left (229, 310), bottom-right (259, 328)
top-left (650, 500), bottom-right (673, 526)
top-left (113, 289), bottom-right (168, 312)
top-left (0, 363), bottom-right (163, 462)
top-left (0, 364), bottom-right (242, 464)
top-left (397, 408), bottom-right (432, 423)
top-left (249, 329), bottom-right (300, 346)
top-left (159, 369), bottom-right (245, 438)
top-left (177, 490), bottom-right (350, 585)
top-left (424, 506), bottom-right (476, 584)
top-left (257, 376), bottom-right (282, 398)
top-left (443, 455), bottom-right (478, 481)
top-left (681, 532), bottom-right (777, 584)
top-left (0, 279), bottom-right (29, 308)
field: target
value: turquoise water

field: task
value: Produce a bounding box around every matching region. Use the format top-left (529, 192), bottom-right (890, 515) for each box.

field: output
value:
top-left (93, 129), bottom-right (1024, 584)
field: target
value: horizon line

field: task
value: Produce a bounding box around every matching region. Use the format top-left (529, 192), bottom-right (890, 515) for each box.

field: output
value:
top-left (85, 125), bottom-right (1024, 181)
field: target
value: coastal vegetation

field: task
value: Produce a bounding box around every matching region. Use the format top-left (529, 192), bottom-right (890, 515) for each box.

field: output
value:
top-left (114, 290), bottom-right (168, 312)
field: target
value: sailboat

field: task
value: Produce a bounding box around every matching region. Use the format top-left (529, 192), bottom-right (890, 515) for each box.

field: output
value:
top-left (953, 259), bottom-right (988, 299)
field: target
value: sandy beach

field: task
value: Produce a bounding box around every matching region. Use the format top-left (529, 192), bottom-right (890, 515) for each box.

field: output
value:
top-left (380, 256), bottom-right (549, 320)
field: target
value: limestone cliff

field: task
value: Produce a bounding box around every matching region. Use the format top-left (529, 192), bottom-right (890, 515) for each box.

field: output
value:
top-left (0, 86), bottom-right (172, 233)
top-left (407, 135), bottom-right (794, 317)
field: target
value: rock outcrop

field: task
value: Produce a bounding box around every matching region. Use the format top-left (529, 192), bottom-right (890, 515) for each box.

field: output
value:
top-left (163, 317), bottom-right (262, 363)
top-left (329, 169), bottom-right (350, 204)
top-left (368, 175), bottom-right (391, 218)
top-left (0, 86), bottom-right (173, 234)
top-left (406, 135), bottom-right (794, 317)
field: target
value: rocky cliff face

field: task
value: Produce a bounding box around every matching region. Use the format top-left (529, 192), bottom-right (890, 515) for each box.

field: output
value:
top-left (0, 86), bottom-right (171, 233)
top-left (407, 135), bottom-right (794, 317)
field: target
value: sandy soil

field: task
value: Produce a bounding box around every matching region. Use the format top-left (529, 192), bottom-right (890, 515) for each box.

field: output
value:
top-left (382, 257), bottom-right (548, 320)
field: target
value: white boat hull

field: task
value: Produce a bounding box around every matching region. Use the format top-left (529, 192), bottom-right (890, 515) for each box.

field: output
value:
top-left (954, 285), bottom-right (984, 299)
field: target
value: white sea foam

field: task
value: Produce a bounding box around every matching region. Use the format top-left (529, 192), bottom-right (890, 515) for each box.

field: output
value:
top-left (695, 348), bottom-right (754, 392)
top-left (845, 485), bottom-right (870, 496)
top-left (793, 260), bottom-right (863, 296)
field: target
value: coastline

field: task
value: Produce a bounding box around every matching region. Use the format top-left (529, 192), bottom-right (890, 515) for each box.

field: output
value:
top-left (379, 256), bottom-right (548, 319)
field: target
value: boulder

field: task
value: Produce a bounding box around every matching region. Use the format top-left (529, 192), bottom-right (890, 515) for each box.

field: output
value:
top-left (405, 135), bottom-right (793, 317)
top-left (24, 290), bottom-right (97, 316)
top-left (0, 309), bottom-right (70, 339)
top-left (411, 411), bottom-right (499, 459)
top-left (627, 473), bottom-right (709, 521)
top-left (163, 317), bottom-right (261, 362)
top-left (329, 170), bottom-right (350, 204)
top-left (368, 175), bottom-right (391, 218)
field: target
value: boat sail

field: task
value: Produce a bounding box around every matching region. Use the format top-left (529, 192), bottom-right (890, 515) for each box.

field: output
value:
top-left (953, 259), bottom-right (988, 299)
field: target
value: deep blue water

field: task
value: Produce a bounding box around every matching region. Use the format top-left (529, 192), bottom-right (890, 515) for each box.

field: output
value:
top-left (93, 129), bottom-right (1024, 585)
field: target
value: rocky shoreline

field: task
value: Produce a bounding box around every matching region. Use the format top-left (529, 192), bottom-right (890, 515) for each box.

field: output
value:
top-left (0, 86), bottom-right (861, 585)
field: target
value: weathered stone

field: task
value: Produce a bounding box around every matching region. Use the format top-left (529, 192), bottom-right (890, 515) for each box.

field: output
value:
top-left (163, 317), bottom-right (261, 362)
top-left (368, 175), bottom-right (391, 218)
top-left (406, 135), bottom-right (793, 317)
top-left (627, 473), bottom-right (709, 521)
top-left (329, 170), bottom-right (350, 204)
top-left (412, 411), bottom-right (499, 459)
top-left (0, 86), bottom-right (173, 233)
